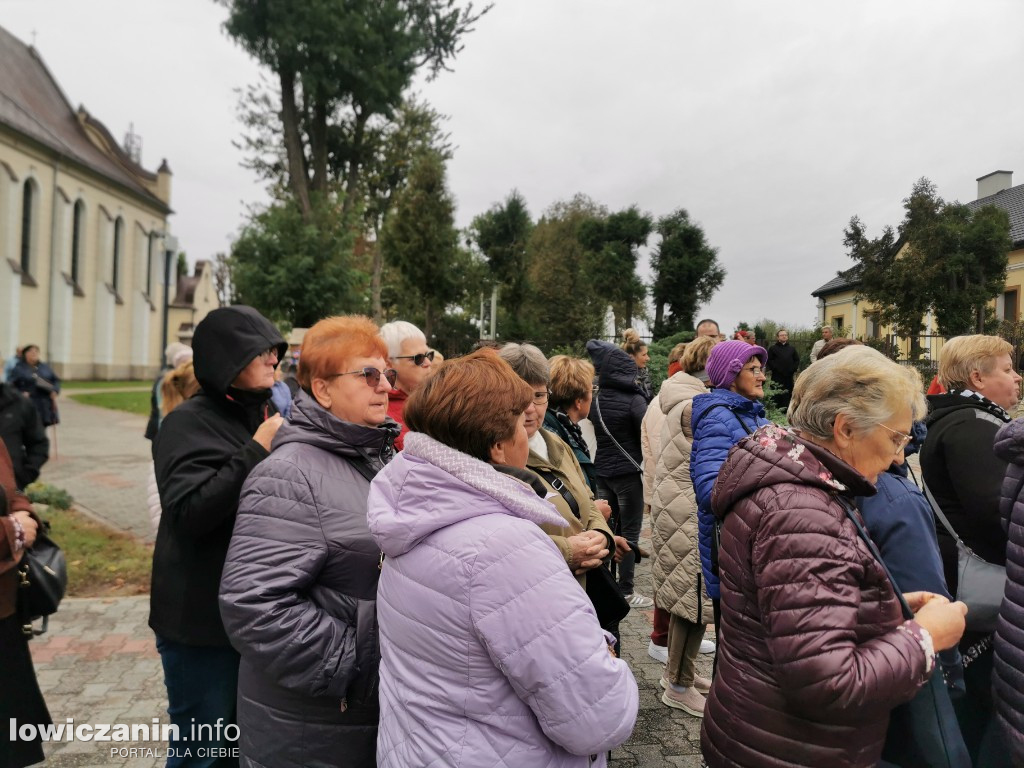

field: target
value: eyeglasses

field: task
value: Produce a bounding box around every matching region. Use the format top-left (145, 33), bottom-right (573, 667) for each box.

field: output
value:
top-left (742, 366), bottom-right (765, 377)
top-left (532, 389), bottom-right (552, 405)
top-left (394, 350), bottom-right (435, 367)
top-left (878, 423), bottom-right (913, 455)
top-left (258, 347), bottom-right (280, 363)
top-left (327, 367), bottom-right (398, 388)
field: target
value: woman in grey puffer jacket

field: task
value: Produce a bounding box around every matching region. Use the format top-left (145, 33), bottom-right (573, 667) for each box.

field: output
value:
top-left (220, 317), bottom-right (399, 768)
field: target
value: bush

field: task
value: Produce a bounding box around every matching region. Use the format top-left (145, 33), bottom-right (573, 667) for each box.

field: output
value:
top-left (25, 482), bottom-right (73, 511)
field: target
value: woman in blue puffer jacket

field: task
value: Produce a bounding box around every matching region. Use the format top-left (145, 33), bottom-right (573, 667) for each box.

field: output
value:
top-left (689, 340), bottom-right (771, 667)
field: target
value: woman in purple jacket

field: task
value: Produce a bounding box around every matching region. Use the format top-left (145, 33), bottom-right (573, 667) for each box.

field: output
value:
top-left (367, 349), bottom-right (638, 768)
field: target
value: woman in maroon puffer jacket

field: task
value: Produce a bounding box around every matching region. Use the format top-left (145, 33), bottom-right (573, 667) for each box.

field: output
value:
top-left (701, 347), bottom-right (968, 768)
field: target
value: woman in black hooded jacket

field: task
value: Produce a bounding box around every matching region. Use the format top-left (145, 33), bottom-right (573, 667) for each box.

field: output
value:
top-left (151, 305), bottom-right (286, 768)
top-left (586, 339), bottom-right (651, 608)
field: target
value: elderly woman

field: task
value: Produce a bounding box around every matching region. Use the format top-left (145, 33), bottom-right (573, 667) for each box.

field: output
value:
top-left (367, 350), bottom-right (638, 767)
top-left (498, 344), bottom-right (615, 584)
top-left (0, 443), bottom-right (47, 768)
top-left (10, 345), bottom-right (60, 427)
top-left (219, 316), bottom-right (399, 767)
top-left (151, 306), bottom-right (286, 765)
top-left (920, 334), bottom-right (1020, 760)
top-left (701, 346), bottom-right (969, 767)
top-left (690, 339), bottom-right (771, 656)
top-left (545, 355), bottom-right (599, 491)
top-left (648, 335), bottom-right (720, 715)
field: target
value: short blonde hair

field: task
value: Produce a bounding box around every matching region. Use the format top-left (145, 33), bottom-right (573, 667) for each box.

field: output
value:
top-left (549, 355), bottom-right (595, 410)
top-left (789, 346), bottom-right (925, 439)
top-left (680, 335), bottom-right (719, 375)
top-left (938, 335), bottom-right (1013, 391)
top-left (668, 343), bottom-right (688, 366)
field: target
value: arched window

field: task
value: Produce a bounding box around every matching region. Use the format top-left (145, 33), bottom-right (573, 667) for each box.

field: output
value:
top-left (112, 216), bottom-right (123, 292)
top-left (71, 199), bottom-right (84, 286)
top-left (20, 180), bottom-right (34, 277)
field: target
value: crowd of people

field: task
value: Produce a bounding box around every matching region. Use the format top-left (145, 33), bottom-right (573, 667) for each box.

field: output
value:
top-left (5, 308), bottom-right (1024, 768)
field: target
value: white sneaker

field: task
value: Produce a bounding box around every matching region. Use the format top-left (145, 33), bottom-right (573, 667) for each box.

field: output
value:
top-left (647, 640), bottom-right (668, 664)
top-left (699, 638), bottom-right (716, 654)
top-left (625, 593), bottom-right (654, 609)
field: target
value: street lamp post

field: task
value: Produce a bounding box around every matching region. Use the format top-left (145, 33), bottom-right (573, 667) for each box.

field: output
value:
top-left (160, 235), bottom-right (178, 362)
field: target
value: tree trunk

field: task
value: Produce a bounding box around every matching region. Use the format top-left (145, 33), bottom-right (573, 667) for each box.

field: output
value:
top-left (309, 94), bottom-right (328, 194)
top-left (424, 301), bottom-right (434, 340)
top-left (342, 108), bottom-right (371, 219)
top-left (279, 67), bottom-right (312, 219)
top-left (654, 301), bottom-right (665, 338)
top-left (370, 234), bottom-right (383, 324)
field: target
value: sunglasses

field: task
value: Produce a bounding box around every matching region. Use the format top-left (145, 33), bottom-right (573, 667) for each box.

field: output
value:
top-left (328, 367), bottom-right (398, 388)
top-left (394, 350), bottom-right (435, 367)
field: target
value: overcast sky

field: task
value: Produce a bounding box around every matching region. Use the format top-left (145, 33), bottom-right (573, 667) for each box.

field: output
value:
top-left (5, 0), bottom-right (1022, 337)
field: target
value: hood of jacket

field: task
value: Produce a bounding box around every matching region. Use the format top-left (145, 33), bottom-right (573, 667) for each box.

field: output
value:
top-left (690, 387), bottom-right (766, 435)
top-left (273, 389), bottom-right (399, 467)
top-left (926, 390), bottom-right (1010, 429)
top-left (658, 372), bottom-right (708, 416)
top-left (711, 424), bottom-right (875, 520)
top-left (995, 418), bottom-right (1024, 466)
top-left (586, 339), bottom-right (641, 394)
top-left (368, 431), bottom-right (567, 559)
top-left (192, 305), bottom-right (287, 397)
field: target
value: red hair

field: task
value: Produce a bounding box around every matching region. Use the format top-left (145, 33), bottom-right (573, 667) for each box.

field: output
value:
top-left (297, 315), bottom-right (388, 392)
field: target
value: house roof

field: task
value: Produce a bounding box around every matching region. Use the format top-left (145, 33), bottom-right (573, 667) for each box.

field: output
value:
top-left (967, 181), bottom-right (1024, 248)
top-left (0, 24), bottom-right (169, 213)
top-left (812, 265), bottom-right (862, 297)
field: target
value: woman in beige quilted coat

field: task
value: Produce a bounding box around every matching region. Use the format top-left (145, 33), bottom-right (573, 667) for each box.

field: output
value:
top-left (649, 336), bottom-right (719, 717)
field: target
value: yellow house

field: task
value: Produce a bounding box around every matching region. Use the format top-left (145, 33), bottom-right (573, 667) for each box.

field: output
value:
top-left (0, 25), bottom-right (210, 379)
top-left (812, 170), bottom-right (1024, 360)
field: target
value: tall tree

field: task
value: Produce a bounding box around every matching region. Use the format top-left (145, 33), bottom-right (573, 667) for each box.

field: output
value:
top-left (360, 98), bottom-right (452, 322)
top-left (649, 209), bottom-right (725, 338)
top-left (523, 195), bottom-right (607, 346)
top-left (231, 197), bottom-right (360, 327)
top-left (220, 0), bottom-right (489, 220)
top-left (848, 177), bottom-right (1012, 338)
top-left (382, 151), bottom-right (460, 338)
top-left (212, 251), bottom-right (235, 306)
top-left (469, 190), bottom-right (534, 338)
top-left (579, 206), bottom-right (652, 330)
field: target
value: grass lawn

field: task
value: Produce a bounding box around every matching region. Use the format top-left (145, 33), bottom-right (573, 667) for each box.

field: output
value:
top-left (68, 390), bottom-right (150, 415)
top-left (40, 505), bottom-right (152, 597)
top-left (62, 380), bottom-right (149, 390)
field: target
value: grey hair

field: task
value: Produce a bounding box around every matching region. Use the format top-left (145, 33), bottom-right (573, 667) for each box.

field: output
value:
top-left (788, 346), bottom-right (926, 439)
top-left (379, 320), bottom-right (426, 359)
top-left (498, 342), bottom-right (550, 386)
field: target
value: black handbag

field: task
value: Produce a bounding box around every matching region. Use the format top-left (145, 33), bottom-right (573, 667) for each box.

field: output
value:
top-left (17, 524), bottom-right (68, 637)
top-left (840, 499), bottom-right (970, 768)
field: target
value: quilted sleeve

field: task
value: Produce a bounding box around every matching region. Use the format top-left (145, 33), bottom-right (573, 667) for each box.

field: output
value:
top-left (219, 456), bottom-right (358, 699)
top-left (470, 520), bottom-right (638, 756)
top-left (751, 493), bottom-right (929, 718)
top-left (641, 406), bottom-right (655, 505)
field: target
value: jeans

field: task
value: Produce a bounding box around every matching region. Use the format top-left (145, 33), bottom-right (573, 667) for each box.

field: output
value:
top-left (155, 635), bottom-right (240, 768)
top-left (597, 472), bottom-right (644, 595)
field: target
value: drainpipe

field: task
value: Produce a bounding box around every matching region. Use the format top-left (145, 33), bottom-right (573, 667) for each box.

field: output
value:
top-left (46, 155), bottom-right (61, 368)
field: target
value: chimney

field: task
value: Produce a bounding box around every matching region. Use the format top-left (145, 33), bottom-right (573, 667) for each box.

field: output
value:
top-left (156, 158), bottom-right (173, 206)
top-left (977, 170), bottom-right (1013, 200)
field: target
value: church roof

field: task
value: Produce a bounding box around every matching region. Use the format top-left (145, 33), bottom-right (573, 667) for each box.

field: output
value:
top-left (0, 24), bottom-right (169, 212)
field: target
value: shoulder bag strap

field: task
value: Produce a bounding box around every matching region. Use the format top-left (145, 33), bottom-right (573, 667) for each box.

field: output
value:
top-left (532, 466), bottom-right (581, 520)
top-left (920, 480), bottom-right (968, 549)
top-left (836, 496), bottom-right (914, 621)
top-left (590, 394), bottom-right (643, 473)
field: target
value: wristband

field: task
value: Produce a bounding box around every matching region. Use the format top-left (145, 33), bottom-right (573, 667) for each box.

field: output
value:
top-left (11, 516), bottom-right (25, 553)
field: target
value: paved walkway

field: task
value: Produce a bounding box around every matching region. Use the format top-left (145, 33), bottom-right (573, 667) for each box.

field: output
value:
top-left (29, 398), bottom-right (707, 766)
top-left (40, 395), bottom-right (155, 542)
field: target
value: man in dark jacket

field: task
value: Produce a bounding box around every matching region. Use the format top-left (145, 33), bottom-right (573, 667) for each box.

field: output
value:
top-left (0, 381), bottom-right (49, 489)
top-left (151, 306), bottom-right (286, 768)
top-left (765, 328), bottom-right (800, 409)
